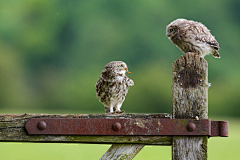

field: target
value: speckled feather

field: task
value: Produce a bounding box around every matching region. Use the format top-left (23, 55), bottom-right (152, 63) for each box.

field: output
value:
top-left (166, 19), bottom-right (220, 58)
top-left (96, 61), bottom-right (134, 114)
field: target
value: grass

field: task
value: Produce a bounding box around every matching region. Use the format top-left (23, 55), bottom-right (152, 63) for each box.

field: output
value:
top-left (0, 115), bottom-right (238, 160)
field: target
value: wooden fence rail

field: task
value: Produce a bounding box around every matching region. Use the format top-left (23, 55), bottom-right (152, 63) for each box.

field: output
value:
top-left (0, 113), bottom-right (172, 145)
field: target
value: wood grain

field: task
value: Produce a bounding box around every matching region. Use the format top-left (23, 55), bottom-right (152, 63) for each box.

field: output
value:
top-left (100, 144), bottom-right (144, 160)
top-left (0, 113), bottom-right (172, 145)
top-left (172, 53), bottom-right (208, 160)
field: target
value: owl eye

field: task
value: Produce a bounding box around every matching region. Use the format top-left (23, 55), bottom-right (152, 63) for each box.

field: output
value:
top-left (119, 64), bottom-right (123, 67)
top-left (169, 28), bottom-right (175, 32)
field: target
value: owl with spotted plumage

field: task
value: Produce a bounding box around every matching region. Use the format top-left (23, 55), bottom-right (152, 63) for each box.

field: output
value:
top-left (166, 18), bottom-right (220, 58)
top-left (96, 61), bottom-right (134, 114)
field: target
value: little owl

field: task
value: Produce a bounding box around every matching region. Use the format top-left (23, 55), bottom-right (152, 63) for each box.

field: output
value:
top-left (166, 18), bottom-right (220, 58)
top-left (96, 61), bottom-right (134, 114)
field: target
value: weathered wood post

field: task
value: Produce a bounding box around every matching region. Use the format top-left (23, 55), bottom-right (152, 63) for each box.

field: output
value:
top-left (172, 53), bottom-right (208, 159)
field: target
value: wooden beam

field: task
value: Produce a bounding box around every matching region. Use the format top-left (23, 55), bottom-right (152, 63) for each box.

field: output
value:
top-left (0, 113), bottom-right (172, 145)
top-left (172, 53), bottom-right (208, 160)
top-left (100, 144), bottom-right (144, 160)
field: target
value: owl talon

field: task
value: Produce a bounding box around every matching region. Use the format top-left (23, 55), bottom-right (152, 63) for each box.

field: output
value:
top-left (108, 112), bottom-right (115, 114)
top-left (115, 110), bottom-right (125, 114)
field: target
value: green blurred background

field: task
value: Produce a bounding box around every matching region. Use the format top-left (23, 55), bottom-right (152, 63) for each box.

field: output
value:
top-left (0, 0), bottom-right (239, 159)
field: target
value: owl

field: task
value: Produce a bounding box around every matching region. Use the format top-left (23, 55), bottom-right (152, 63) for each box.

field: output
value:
top-left (96, 61), bottom-right (134, 114)
top-left (166, 18), bottom-right (220, 58)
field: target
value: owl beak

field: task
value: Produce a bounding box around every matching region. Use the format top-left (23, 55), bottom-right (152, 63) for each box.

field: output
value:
top-left (126, 68), bottom-right (131, 73)
top-left (166, 32), bottom-right (171, 37)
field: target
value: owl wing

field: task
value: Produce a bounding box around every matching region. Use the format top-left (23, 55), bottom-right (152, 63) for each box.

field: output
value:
top-left (191, 22), bottom-right (220, 51)
top-left (195, 33), bottom-right (220, 50)
top-left (96, 77), bottom-right (102, 90)
top-left (206, 39), bottom-right (220, 50)
top-left (96, 77), bottom-right (106, 97)
top-left (202, 31), bottom-right (220, 50)
top-left (127, 78), bottom-right (134, 87)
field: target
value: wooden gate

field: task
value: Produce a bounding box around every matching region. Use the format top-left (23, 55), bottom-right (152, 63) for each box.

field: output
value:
top-left (0, 53), bottom-right (228, 160)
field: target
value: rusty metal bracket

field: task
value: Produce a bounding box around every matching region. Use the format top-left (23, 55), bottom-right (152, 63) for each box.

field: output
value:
top-left (25, 118), bottom-right (228, 137)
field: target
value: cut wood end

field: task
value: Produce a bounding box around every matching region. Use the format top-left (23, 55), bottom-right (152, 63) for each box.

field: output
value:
top-left (173, 53), bottom-right (207, 64)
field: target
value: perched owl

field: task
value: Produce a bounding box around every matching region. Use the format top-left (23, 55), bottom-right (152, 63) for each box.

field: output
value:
top-left (96, 61), bottom-right (134, 114)
top-left (166, 18), bottom-right (220, 58)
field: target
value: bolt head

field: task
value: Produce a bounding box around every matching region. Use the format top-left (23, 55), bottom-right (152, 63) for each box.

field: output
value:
top-left (112, 122), bottom-right (121, 132)
top-left (37, 121), bottom-right (47, 130)
top-left (187, 122), bottom-right (196, 132)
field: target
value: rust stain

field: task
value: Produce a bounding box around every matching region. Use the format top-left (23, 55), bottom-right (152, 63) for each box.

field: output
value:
top-left (24, 118), bottom-right (228, 137)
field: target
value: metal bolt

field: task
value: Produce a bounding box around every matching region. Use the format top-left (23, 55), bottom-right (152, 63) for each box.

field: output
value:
top-left (37, 121), bottom-right (47, 130)
top-left (187, 123), bottom-right (196, 132)
top-left (112, 122), bottom-right (121, 132)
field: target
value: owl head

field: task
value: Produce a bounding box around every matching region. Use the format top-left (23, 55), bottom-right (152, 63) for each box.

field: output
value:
top-left (166, 18), bottom-right (188, 39)
top-left (102, 61), bottom-right (131, 79)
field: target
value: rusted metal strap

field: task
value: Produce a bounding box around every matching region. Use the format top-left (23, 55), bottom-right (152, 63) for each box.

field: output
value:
top-left (210, 121), bottom-right (228, 137)
top-left (25, 118), bottom-right (228, 137)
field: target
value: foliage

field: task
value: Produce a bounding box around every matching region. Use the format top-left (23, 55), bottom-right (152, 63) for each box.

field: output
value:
top-left (0, 0), bottom-right (240, 117)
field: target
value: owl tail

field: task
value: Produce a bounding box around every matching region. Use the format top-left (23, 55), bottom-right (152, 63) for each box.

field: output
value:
top-left (212, 50), bottom-right (220, 58)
